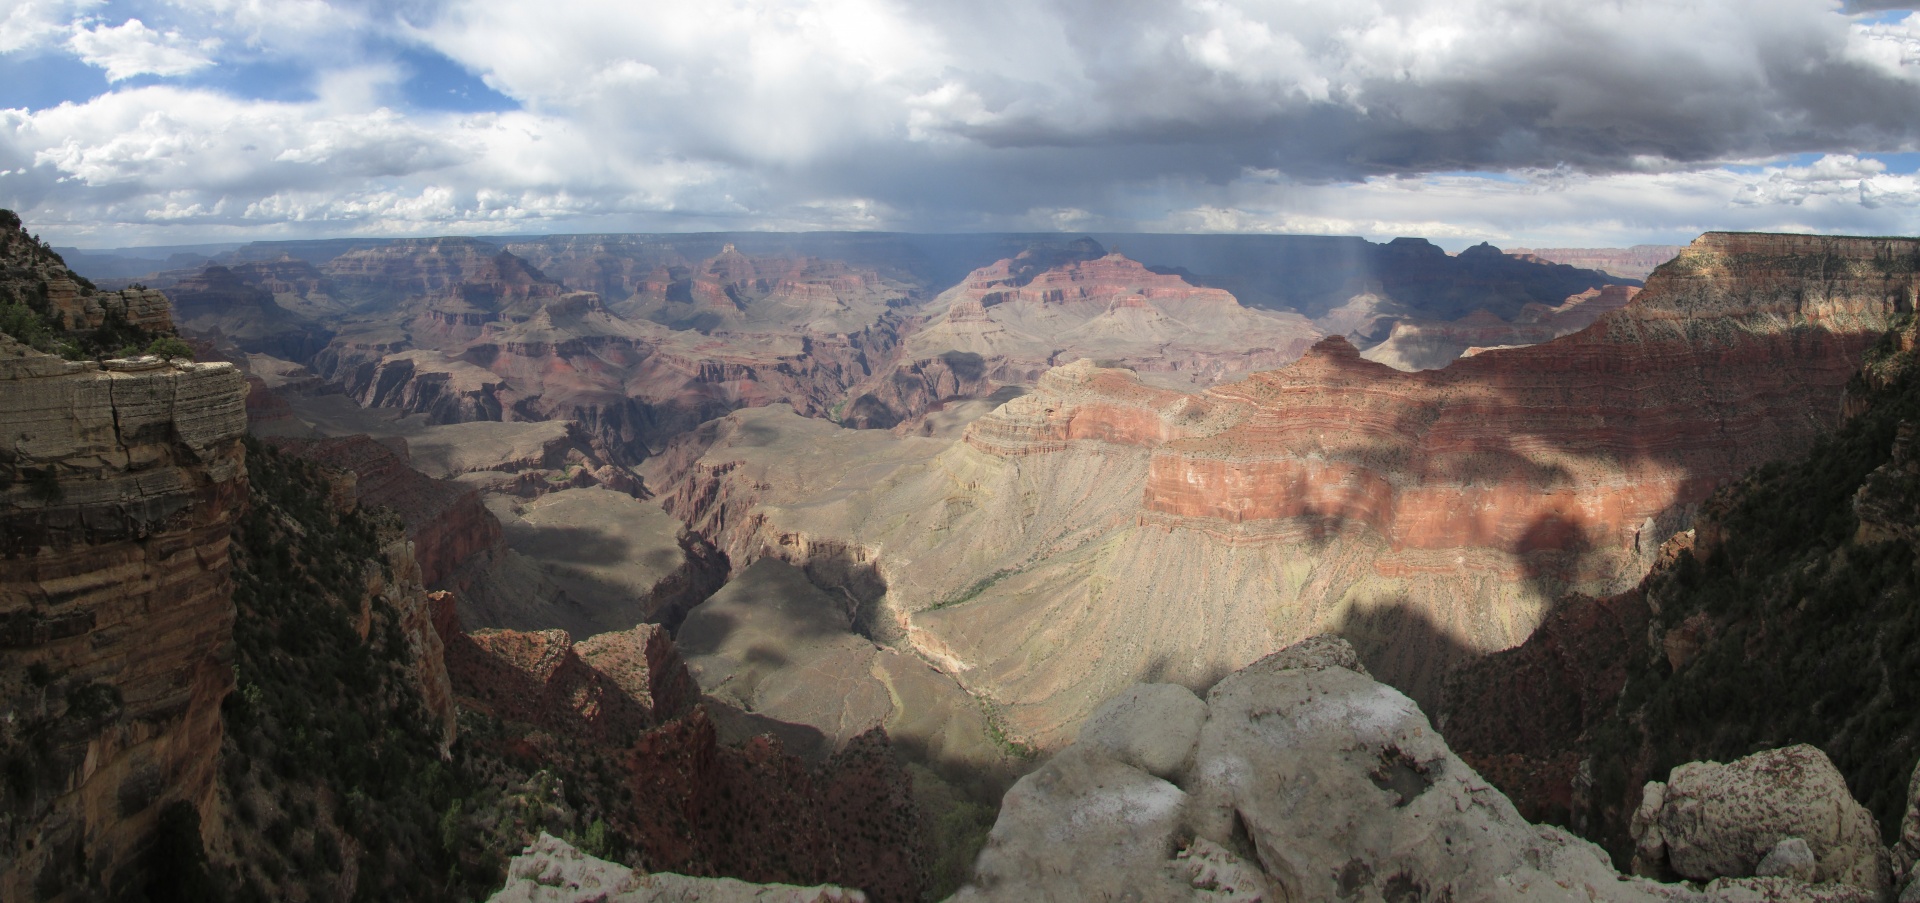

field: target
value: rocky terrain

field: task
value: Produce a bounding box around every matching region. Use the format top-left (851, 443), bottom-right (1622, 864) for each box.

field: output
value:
top-left (843, 241), bottom-right (1322, 428)
top-left (437, 598), bottom-right (934, 902)
top-left (1510, 245), bottom-right (1689, 281)
top-left (0, 336), bottom-right (247, 900)
top-left (1359, 283), bottom-right (1639, 371)
top-left (661, 232), bottom-right (1919, 754)
top-left (1442, 309), bottom-right (1920, 872)
top-left (952, 635), bottom-right (1917, 902)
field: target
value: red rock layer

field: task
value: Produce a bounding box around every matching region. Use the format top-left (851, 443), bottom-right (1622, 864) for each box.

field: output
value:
top-left (0, 340), bottom-right (248, 901)
top-left (432, 610), bottom-right (927, 901)
top-left (265, 434), bottom-right (502, 587)
top-left (437, 618), bottom-right (689, 746)
top-left (966, 234), bottom-right (1918, 590)
top-left (949, 249), bottom-right (1241, 311)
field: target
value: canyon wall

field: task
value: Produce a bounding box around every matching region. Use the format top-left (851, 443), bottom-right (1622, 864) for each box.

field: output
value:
top-left (666, 232), bottom-right (1920, 748)
top-left (0, 338), bottom-right (248, 900)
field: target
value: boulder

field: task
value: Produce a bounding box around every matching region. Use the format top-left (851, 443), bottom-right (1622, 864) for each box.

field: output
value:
top-left (1075, 683), bottom-right (1208, 780)
top-left (1754, 838), bottom-right (1817, 882)
top-left (1632, 745), bottom-right (1889, 895)
top-left (947, 635), bottom-right (1900, 903)
top-left (489, 833), bottom-right (865, 903)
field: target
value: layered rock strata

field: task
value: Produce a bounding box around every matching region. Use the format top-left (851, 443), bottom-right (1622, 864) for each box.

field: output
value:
top-left (0, 338), bottom-right (247, 900)
top-left (266, 433), bottom-right (503, 587)
top-left (849, 247), bottom-right (1320, 427)
top-left (434, 608), bottom-right (931, 902)
top-left (667, 232), bottom-right (1919, 748)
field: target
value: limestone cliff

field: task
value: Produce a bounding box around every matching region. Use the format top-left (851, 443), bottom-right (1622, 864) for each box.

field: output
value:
top-left (1442, 310), bottom-right (1920, 871)
top-left (848, 246), bottom-right (1321, 428)
top-left (0, 337), bottom-right (247, 900)
top-left (664, 231), bottom-right (1918, 749)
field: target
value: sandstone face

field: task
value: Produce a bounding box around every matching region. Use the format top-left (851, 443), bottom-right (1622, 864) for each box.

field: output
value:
top-left (439, 619), bottom-right (691, 745)
top-left (266, 433), bottom-right (503, 587)
top-left (950, 636), bottom-right (1863, 903)
top-left (663, 232), bottom-right (1917, 750)
top-left (0, 336), bottom-right (247, 900)
top-left (1509, 245), bottom-right (1688, 281)
top-left (438, 610), bottom-right (930, 901)
top-left (854, 246), bottom-right (1321, 427)
top-left (489, 833), bottom-right (866, 903)
top-left (1, 214), bottom-right (174, 337)
top-left (1631, 746), bottom-right (1890, 895)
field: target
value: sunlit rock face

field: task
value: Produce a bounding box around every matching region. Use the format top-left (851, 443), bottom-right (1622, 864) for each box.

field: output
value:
top-left (850, 245), bottom-right (1322, 428)
top-left (665, 232), bottom-right (1919, 747)
top-left (0, 338), bottom-right (248, 901)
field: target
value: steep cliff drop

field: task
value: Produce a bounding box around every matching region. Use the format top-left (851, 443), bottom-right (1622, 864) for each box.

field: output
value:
top-left (666, 232), bottom-right (1920, 753)
top-left (1443, 311), bottom-right (1920, 877)
top-left (0, 336), bottom-right (248, 900)
top-left (846, 243), bottom-right (1322, 429)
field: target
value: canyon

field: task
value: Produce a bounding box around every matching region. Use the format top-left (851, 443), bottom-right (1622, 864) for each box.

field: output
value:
top-left (17, 209), bottom-right (1920, 902)
top-left (661, 232), bottom-right (1919, 753)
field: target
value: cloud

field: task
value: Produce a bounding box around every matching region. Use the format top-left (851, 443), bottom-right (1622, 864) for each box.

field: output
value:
top-left (0, 0), bottom-right (100, 54)
top-left (3, 0), bottom-right (1920, 245)
top-left (67, 18), bottom-right (218, 80)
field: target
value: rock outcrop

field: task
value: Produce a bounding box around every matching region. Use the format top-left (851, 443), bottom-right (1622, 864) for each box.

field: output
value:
top-left (1629, 746), bottom-right (1889, 895)
top-left (266, 433), bottom-right (503, 587)
top-left (1509, 245), bottom-right (1688, 281)
top-left (0, 337), bottom-right (247, 900)
top-left (1440, 309), bottom-right (1920, 868)
top-left (951, 636), bottom-right (1893, 903)
top-left (436, 609), bottom-right (932, 902)
top-left (665, 231), bottom-right (1918, 749)
top-left (489, 833), bottom-right (866, 903)
top-left (0, 216), bottom-right (173, 336)
top-left (850, 246), bottom-right (1321, 427)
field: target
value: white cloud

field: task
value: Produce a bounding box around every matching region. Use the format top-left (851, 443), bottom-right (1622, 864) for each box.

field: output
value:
top-left (5, 0), bottom-right (1920, 245)
top-left (0, 0), bottom-right (99, 54)
top-left (67, 18), bottom-right (218, 80)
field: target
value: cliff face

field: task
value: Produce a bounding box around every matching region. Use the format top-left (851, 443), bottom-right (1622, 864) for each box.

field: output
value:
top-left (0, 338), bottom-right (248, 900)
top-left (1509, 245), bottom-right (1688, 281)
top-left (1442, 311), bottom-right (1920, 871)
top-left (849, 247), bottom-right (1321, 428)
top-left (663, 232), bottom-right (1918, 749)
top-left (434, 607), bottom-right (932, 902)
top-left (265, 434), bottom-right (504, 588)
top-left (0, 221), bottom-right (172, 334)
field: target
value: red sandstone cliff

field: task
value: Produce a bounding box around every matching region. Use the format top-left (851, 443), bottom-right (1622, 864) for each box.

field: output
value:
top-left (0, 338), bottom-right (249, 900)
top-left (431, 606), bottom-right (929, 901)
top-left (656, 232), bottom-right (1918, 746)
top-left (849, 248), bottom-right (1320, 428)
top-left (265, 434), bottom-right (503, 588)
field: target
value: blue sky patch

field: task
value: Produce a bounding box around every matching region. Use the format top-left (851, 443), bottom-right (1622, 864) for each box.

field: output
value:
top-left (392, 45), bottom-right (519, 114)
top-left (0, 52), bottom-right (110, 110)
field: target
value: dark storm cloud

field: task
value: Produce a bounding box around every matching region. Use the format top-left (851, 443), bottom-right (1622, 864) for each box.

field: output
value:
top-left (5, 0), bottom-right (1920, 243)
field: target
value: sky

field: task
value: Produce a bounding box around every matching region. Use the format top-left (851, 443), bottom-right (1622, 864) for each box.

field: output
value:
top-left (3, 0), bottom-right (1920, 249)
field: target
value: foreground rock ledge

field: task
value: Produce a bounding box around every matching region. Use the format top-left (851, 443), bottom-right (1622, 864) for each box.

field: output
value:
top-left (488, 833), bottom-right (865, 903)
top-left (950, 635), bottom-right (1898, 902)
